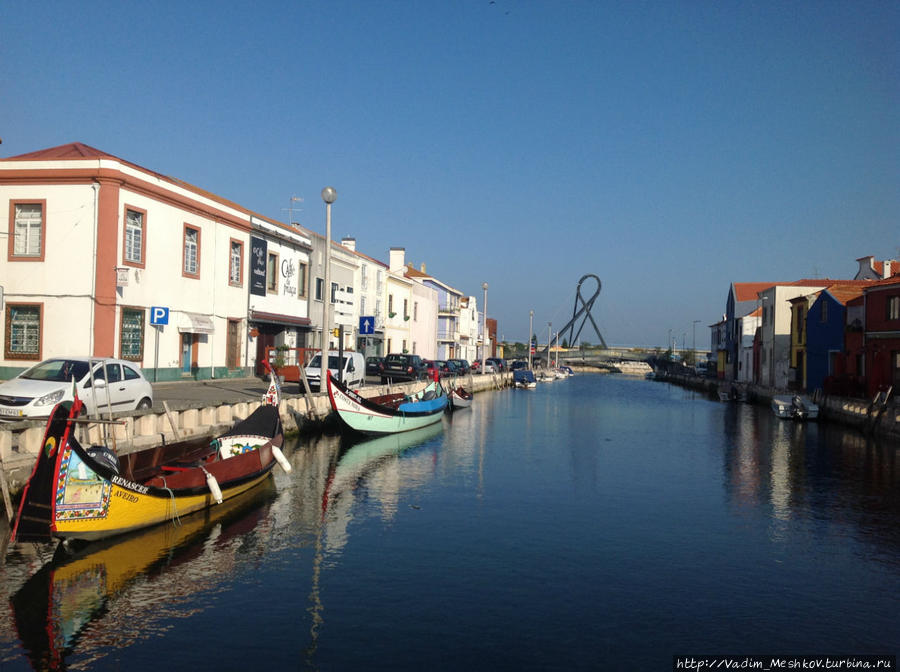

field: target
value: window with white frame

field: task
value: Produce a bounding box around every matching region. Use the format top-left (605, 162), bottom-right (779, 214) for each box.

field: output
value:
top-left (229, 240), bottom-right (243, 285)
top-left (183, 226), bottom-right (200, 277)
top-left (124, 208), bottom-right (145, 265)
top-left (12, 203), bottom-right (43, 258)
top-left (888, 296), bottom-right (900, 321)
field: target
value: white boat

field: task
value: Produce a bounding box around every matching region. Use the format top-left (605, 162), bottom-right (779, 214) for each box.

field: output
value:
top-left (513, 370), bottom-right (537, 389)
top-left (771, 395), bottom-right (795, 418)
top-left (792, 395), bottom-right (819, 420)
top-left (614, 361), bottom-right (653, 376)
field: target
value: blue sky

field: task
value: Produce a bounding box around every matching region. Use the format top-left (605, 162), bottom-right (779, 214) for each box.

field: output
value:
top-left (4, 1), bottom-right (898, 347)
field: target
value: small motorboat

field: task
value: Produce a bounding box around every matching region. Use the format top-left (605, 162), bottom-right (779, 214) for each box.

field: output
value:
top-left (513, 370), bottom-right (537, 389)
top-left (792, 395), bottom-right (819, 420)
top-left (771, 395), bottom-right (795, 418)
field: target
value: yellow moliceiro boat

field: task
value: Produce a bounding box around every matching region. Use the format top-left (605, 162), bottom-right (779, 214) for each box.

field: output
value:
top-left (12, 380), bottom-right (287, 544)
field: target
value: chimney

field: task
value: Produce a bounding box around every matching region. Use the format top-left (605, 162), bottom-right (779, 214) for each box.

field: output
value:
top-left (420, 263), bottom-right (426, 273)
top-left (341, 237), bottom-right (356, 252)
top-left (389, 247), bottom-right (405, 273)
top-left (884, 260), bottom-right (896, 280)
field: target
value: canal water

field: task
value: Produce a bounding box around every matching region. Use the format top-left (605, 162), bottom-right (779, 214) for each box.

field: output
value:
top-left (1, 374), bottom-right (899, 670)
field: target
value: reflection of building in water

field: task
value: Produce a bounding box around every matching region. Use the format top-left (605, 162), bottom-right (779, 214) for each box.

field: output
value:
top-left (722, 404), bottom-right (900, 556)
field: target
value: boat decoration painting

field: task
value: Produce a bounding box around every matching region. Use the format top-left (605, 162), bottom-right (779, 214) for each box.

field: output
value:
top-left (326, 371), bottom-right (447, 435)
top-left (11, 363), bottom-right (288, 544)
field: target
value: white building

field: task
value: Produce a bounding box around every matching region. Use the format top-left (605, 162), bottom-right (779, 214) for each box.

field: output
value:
top-left (736, 307), bottom-right (761, 383)
top-left (0, 142), bottom-right (308, 381)
top-left (759, 283), bottom-right (826, 389)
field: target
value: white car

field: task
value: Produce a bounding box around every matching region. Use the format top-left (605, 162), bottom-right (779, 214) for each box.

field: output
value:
top-left (0, 357), bottom-right (154, 421)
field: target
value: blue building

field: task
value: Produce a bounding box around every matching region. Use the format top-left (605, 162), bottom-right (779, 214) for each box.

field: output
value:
top-left (805, 286), bottom-right (864, 393)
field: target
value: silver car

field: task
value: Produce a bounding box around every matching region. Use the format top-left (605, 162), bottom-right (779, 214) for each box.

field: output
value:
top-left (0, 357), bottom-right (154, 421)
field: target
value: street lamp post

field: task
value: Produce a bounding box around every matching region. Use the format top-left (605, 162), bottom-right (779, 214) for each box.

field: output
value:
top-left (481, 282), bottom-right (488, 373)
top-left (548, 322), bottom-right (552, 368)
top-left (528, 310), bottom-right (534, 371)
top-left (320, 187), bottom-right (336, 389)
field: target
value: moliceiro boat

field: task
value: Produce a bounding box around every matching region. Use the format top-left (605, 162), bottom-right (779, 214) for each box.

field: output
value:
top-left (12, 369), bottom-right (288, 544)
top-left (327, 371), bottom-right (447, 434)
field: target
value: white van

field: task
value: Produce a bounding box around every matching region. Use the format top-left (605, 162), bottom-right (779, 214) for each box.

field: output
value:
top-left (303, 351), bottom-right (365, 391)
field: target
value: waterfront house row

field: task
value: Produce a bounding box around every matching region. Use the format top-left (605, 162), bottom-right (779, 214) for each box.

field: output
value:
top-left (717, 257), bottom-right (900, 398)
top-left (0, 142), bottom-right (491, 381)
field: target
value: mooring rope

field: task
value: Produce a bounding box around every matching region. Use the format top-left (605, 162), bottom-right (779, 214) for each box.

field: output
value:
top-left (160, 476), bottom-right (181, 527)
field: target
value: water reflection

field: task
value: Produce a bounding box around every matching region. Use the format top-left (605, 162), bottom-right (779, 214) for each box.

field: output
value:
top-left (721, 402), bottom-right (900, 558)
top-left (7, 481), bottom-right (277, 671)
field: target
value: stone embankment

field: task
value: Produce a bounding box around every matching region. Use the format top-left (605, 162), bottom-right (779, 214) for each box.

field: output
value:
top-left (0, 372), bottom-right (512, 503)
top-left (660, 372), bottom-right (900, 442)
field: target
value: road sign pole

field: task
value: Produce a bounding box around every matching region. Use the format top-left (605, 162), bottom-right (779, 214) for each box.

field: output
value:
top-left (154, 324), bottom-right (160, 382)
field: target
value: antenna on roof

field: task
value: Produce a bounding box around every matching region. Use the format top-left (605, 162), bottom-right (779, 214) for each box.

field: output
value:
top-left (282, 195), bottom-right (303, 226)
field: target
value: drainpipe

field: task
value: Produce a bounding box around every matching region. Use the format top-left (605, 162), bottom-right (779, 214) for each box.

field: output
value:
top-left (90, 182), bottom-right (100, 355)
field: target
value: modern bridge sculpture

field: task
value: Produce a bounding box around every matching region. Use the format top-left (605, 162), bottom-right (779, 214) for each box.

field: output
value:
top-left (541, 274), bottom-right (607, 364)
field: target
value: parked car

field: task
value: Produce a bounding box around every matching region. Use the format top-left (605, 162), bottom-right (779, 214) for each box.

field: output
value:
top-left (448, 359), bottom-right (470, 375)
top-left (304, 351), bottom-right (365, 391)
top-left (0, 357), bottom-right (153, 421)
top-left (474, 360), bottom-right (497, 374)
top-left (486, 357), bottom-right (507, 372)
top-left (380, 354), bottom-right (428, 383)
top-left (366, 356), bottom-right (383, 376)
top-left (433, 360), bottom-right (454, 377)
top-left (510, 360), bottom-right (529, 371)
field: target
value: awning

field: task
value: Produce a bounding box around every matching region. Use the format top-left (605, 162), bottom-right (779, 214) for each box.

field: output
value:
top-left (178, 312), bottom-right (215, 334)
top-left (249, 309), bottom-right (311, 328)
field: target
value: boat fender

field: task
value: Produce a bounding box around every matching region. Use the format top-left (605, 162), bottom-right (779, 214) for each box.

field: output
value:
top-left (201, 467), bottom-right (223, 504)
top-left (272, 445), bottom-right (292, 473)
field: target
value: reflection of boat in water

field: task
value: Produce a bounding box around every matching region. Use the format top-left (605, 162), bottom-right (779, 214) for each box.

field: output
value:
top-left (324, 423), bottom-right (443, 510)
top-left (10, 481), bottom-right (276, 671)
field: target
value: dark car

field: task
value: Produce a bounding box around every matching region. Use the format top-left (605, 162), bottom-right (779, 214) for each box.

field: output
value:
top-left (365, 356), bottom-right (383, 376)
top-left (380, 354), bottom-right (427, 383)
top-left (510, 360), bottom-right (528, 371)
top-left (448, 358), bottom-right (470, 375)
top-left (434, 360), bottom-right (455, 377)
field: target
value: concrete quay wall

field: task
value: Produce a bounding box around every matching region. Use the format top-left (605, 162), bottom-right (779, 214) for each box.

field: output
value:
top-left (0, 372), bottom-right (512, 501)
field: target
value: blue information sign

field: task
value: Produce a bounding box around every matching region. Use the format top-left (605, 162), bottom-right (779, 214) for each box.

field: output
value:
top-left (150, 306), bottom-right (169, 326)
top-left (359, 316), bottom-right (375, 335)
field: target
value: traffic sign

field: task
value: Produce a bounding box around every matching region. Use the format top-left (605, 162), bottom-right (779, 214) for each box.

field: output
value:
top-left (359, 316), bottom-right (374, 334)
top-left (150, 306), bottom-right (169, 326)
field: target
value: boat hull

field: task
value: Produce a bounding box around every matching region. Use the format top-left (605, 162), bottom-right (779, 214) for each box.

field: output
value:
top-left (327, 372), bottom-right (447, 434)
top-left (13, 401), bottom-right (283, 543)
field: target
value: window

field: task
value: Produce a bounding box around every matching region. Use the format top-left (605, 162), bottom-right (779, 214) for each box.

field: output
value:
top-left (123, 206), bottom-right (146, 267)
top-left (388, 294), bottom-right (394, 315)
top-left (124, 365), bottom-right (141, 381)
top-left (403, 299), bottom-right (408, 319)
top-left (361, 296), bottom-right (367, 315)
top-left (229, 239), bottom-right (243, 285)
top-left (414, 302), bottom-right (419, 321)
top-left (183, 225), bottom-right (200, 277)
top-left (315, 277), bottom-right (324, 301)
top-left (267, 252), bottom-right (278, 293)
top-left (9, 201), bottom-right (45, 260)
top-left (297, 262), bottom-right (307, 298)
top-left (5, 303), bottom-right (42, 359)
top-left (331, 282), bottom-right (338, 303)
top-left (120, 308), bottom-right (144, 361)
top-left (888, 296), bottom-right (900, 321)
